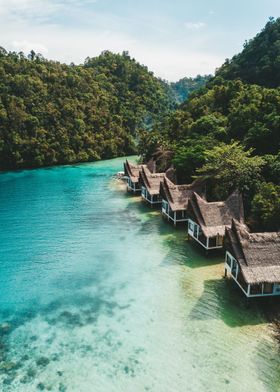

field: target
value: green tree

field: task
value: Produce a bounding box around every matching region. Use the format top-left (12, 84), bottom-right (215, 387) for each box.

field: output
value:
top-left (0, 49), bottom-right (175, 169)
top-left (195, 142), bottom-right (264, 200)
top-left (251, 182), bottom-right (280, 230)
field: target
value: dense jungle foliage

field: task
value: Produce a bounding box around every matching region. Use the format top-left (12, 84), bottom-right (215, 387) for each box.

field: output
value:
top-left (0, 49), bottom-right (175, 170)
top-left (170, 75), bottom-right (211, 103)
top-left (140, 18), bottom-right (280, 231)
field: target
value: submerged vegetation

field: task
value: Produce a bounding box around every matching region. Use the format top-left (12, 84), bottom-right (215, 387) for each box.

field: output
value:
top-left (141, 18), bottom-right (280, 231)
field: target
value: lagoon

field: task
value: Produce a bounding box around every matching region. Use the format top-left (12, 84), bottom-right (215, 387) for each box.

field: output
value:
top-left (0, 157), bottom-right (279, 391)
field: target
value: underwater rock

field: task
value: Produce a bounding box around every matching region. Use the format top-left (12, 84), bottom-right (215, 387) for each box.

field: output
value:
top-left (3, 375), bottom-right (15, 385)
top-left (58, 311), bottom-right (83, 327)
top-left (0, 323), bottom-right (11, 336)
top-left (59, 382), bottom-right (67, 392)
top-left (27, 367), bottom-right (37, 378)
top-left (0, 341), bottom-right (7, 362)
top-left (37, 382), bottom-right (45, 390)
top-left (20, 375), bottom-right (31, 384)
top-left (0, 361), bottom-right (17, 373)
top-left (51, 353), bottom-right (60, 361)
top-left (36, 357), bottom-right (50, 367)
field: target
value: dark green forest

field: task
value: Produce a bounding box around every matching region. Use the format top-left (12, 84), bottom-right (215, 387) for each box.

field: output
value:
top-left (0, 49), bottom-right (176, 170)
top-left (170, 75), bottom-right (211, 103)
top-left (1, 17), bottom-right (280, 231)
top-left (141, 18), bottom-right (280, 231)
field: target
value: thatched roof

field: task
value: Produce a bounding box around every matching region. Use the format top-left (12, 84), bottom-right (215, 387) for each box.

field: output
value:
top-left (160, 176), bottom-right (205, 211)
top-left (189, 191), bottom-right (244, 237)
top-left (140, 166), bottom-right (165, 195)
top-left (124, 159), bottom-right (155, 183)
top-left (226, 220), bottom-right (280, 284)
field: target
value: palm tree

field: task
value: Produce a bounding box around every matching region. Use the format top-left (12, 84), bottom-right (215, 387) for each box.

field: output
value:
top-left (152, 144), bottom-right (173, 172)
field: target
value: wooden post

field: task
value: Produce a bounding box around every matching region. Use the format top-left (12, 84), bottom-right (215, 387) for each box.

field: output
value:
top-left (224, 268), bottom-right (227, 278)
top-left (247, 284), bottom-right (251, 297)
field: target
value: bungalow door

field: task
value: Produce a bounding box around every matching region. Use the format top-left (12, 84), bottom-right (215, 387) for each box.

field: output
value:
top-left (216, 234), bottom-right (223, 247)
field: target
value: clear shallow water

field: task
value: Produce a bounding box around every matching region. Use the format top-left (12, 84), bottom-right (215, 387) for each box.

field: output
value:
top-left (0, 157), bottom-right (280, 392)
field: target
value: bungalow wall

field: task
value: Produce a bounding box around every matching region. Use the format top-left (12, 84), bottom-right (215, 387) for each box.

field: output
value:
top-left (225, 251), bottom-right (280, 297)
top-left (127, 177), bottom-right (141, 193)
top-left (141, 186), bottom-right (162, 205)
top-left (187, 219), bottom-right (224, 250)
top-left (162, 199), bottom-right (188, 225)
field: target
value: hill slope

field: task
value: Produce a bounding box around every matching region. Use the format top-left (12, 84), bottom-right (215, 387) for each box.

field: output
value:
top-left (170, 75), bottom-right (211, 103)
top-left (0, 49), bottom-right (174, 170)
top-left (217, 18), bottom-right (280, 88)
top-left (140, 18), bottom-right (280, 230)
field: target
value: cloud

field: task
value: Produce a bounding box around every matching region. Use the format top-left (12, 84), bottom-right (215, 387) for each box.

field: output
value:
top-left (131, 44), bottom-right (222, 81)
top-left (0, 1), bottom-right (227, 81)
top-left (0, 0), bottom-right (97, 23)
top-left (1, 20), bottom-right (222, 81)
top-left (184, 22), bottom-right (206, 30)
top-left (12, 40), bottom-right (48, 55)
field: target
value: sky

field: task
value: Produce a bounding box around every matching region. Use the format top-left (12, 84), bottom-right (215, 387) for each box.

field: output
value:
top-left (0, 0), bottom-right (280, 81)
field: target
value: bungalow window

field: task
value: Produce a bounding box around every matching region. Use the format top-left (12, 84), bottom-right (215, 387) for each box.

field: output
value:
top-left (216, 235), bottom-right (223, 247)
top-left (250, 284), bottom-right (263, 295)
top-left (209, 236), bottom-right (217, 248)
top-left (180, 210), bottom-right (186, 219)
top-left (162, 200), bottom-right (168, 212)
top-left (226, 253), bottom-right (232, 267)
top-left (263, 283), bottom-right (273, 294)
top-left (231, 259), bottom-right (238, 278)
top-left (274, 284), bottom-right (280, 293)
top-left (189, 221), bottom-right (194, 231)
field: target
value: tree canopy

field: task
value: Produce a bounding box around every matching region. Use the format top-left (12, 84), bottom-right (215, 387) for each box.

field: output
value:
top-left (140, 18), bottom-right (280, 231)
top-left (217, 17), bottom-right (280, 88)
top-left (0, 49), bottom-right (175, 170)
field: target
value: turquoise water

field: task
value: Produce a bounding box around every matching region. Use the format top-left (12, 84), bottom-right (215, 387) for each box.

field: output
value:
top-left (0, 157), bottom-right (280, 392)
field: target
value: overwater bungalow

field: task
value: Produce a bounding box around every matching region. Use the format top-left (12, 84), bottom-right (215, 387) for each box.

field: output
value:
top-left (225, 220), bottom-right (280, 298)
top-left (124, 159), bottom-right (155, 193)
top-left (160, 177), bottom-right (204, 225)
top-left (187, 191), bottom-right (244, 250)
top-left (139, 166), bottom-right (165, 205)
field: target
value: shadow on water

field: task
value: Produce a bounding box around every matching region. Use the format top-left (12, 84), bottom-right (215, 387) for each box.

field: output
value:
top-left (188, 276), bottom-right (280, 328)
top-left (116, 189), bottom-right (280, 331)
top-left (158, 227), bottom-right (223, 269)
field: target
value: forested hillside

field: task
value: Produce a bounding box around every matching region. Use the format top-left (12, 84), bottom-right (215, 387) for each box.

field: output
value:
top-left (170, 75), bottom-right (211, 103)
top-left (217, 17), bottom-right (280, 88)
top-left (140, 18), bottom-right (280, 231)
top-left (0, 49), bottom-right (174, 170)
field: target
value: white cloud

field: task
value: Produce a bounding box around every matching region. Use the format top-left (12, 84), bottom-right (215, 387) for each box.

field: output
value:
top-left (0, 1), bottom-right (226, 81)
top-left (1, 21), bottom-right (222, 80)
top-left (0, 0), bottom-right (97, 23)
top-left (12, 40), bottom-right (48, 55)
top-left (0, 0), bottom-right (58, 19)
top-left (184, 22), bottom-right (206, 30)
top-left (131, 44), bottom-right (222, 81)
